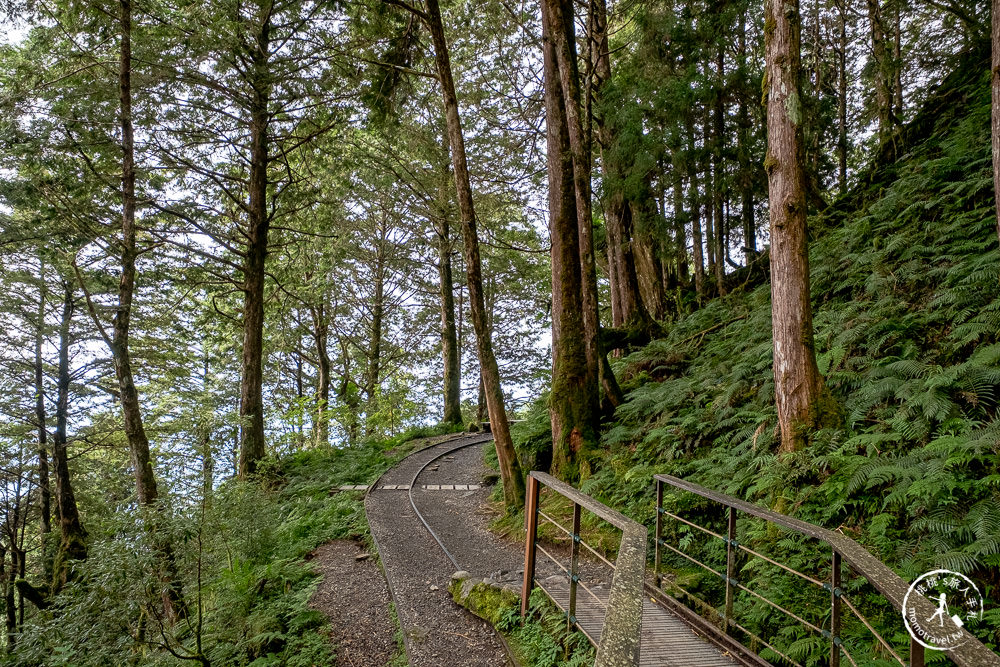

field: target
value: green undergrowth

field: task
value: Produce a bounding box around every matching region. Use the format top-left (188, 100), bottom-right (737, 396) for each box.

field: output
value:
top-left (453, 579), bottom-right (595, 667)
top-left (516, 60), bottom-right (1000, 665)
top-left (9, 423), bottom-right (461, 666)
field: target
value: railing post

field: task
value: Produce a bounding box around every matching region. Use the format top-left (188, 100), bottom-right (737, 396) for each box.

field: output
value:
top-left (909, 639), bottom-right (924, 667)
top-left (521, 474), bottom-right (540, 618)
top-left (654, 478), bottom-right (663, 587)
top-left (724, 505), bottom-right (737, 634)
top-left (567, 502), bottom-right (581, 632)
top-left (830, 549), bottom-right (841, 667)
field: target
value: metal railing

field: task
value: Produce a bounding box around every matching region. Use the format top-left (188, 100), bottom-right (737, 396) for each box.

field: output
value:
top-left (522, 471), bottom-right (647, 667)
top-left (654, 473), bottom-right (1000, 667)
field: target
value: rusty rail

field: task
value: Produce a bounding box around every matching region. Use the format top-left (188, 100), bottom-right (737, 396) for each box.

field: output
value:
top-left (654, 474), bottom-right (1000, 667)
top-left (522, 471), bottom-right (647, 667)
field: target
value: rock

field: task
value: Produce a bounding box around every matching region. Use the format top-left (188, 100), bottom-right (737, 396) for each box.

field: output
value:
top-left (355, 553), bottom-right (370, 561)
top-left (430, 585), bottom-right (439, 591)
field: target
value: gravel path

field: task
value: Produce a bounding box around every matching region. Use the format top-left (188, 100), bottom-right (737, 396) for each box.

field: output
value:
top-left (365, 433), bottom-right (511, 667)
top-left (309, 540), bottom-right (397, 666)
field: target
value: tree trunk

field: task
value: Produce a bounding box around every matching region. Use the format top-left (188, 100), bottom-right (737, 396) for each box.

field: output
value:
top-left (713, 43), bottom-right (727, 295)
top-left (672, 156), bottom-right (689, 290)
top-left (424, 0), bottom-right (525, 508)
top-left (543, 1), bottom-right (600, 478)
top-left (703, 109), bottom-right (715, 278)
top-left (686, 115), bottom-right (706, 298)
top-left (436, 136), bottom-right (463, 425)
top-left (52, 284), bottom-right (86, 593)
top-left (893, 0), bottom-right (903, 120)
top-left (738, 14), bottom-right (756, 259)
top-left (310, 305), bottom-right (331, 447)
top-left (765, 0), bottom-right (831, 453)
top-left (116, 0), bottom-right (159, 514)
top-left (238, 14), bottom-right (272, 478)
top-left (838, 0), bottom-right (849, 194)
top-left (2, 547), bottom-right (13, 653)
top-left (994, 0), bottom-right (1000, 249)
top-left (590, 0), bottom-right (651, 330)
top-left (866, 0), bottom-right (893, 144)
top-left (116, 3), bottom-right (187, 621)
top-left (631, 197), bottom-right (667, 319)
top-left (543, 0), bottom-right (606, 478)
top-left (366, 240), bottom-right (385, 411)
top-left (34, 271), bottom-right (51, 583)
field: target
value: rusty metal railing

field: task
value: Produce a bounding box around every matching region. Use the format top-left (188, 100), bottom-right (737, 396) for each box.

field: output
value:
top-left (654, 474), bottom-right (1000, 667)
top-left (522, 471), bottom-right (646, 666)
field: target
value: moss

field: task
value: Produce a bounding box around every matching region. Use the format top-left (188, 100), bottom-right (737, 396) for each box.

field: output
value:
top-left (450, 574), bottom-right (594, 667)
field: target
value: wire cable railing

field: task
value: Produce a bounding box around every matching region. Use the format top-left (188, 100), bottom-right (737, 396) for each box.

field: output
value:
top-left (653, 474), bottom-right (1000, 667)
top-left (522, 471), bottom-right (647, 667)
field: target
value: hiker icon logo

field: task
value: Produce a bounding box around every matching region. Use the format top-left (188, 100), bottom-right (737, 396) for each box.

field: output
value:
top-left (902, 569), bottom-right (984, 650)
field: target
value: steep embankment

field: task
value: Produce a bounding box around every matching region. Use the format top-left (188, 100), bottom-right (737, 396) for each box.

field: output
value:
top-left (516, 48), bottom-right (1000, 662)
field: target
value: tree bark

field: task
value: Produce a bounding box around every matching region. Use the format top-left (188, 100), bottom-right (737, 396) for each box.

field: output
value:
top-left (3, 547), bottom-right (14, 653)
top-left (838, 0), bottom-right (849, 194)
top-left (310, 304), bottom-right (331, 447)
top-left (52, 285), bottom-right (86, 593)
top-left (544, 0), bottom-right (606, 478)
top-left (424, 0), bottom-right (525, 507)
top-left (738, 12), bottom-right (756, 257)
top-left (686, 114), bottom-right (706, 298)
top-left (116, 3), bottom-right (187, 620)
top-left (866, 0), bottom-right (894, 144)
top-left (713, 42), bottom-right (727, 295)
top-left (436, 134), bottom-right (463, 425)
top-left (239, 12), bottom-right (272, 477)
top-left (590, 0), bottom-right (651, 330)
top-left (34, 270), bottom-right (51, 583)
top-left (543, 2), bottom-right (600, 478)
top-left (892, 0), bottom-right (903, 120)
top-left (765, 0), bottom-right (831, 453)
top-left (994, 0), bottom-right (1000, 249)
top-left (116, 0), bottom-right (160, 514)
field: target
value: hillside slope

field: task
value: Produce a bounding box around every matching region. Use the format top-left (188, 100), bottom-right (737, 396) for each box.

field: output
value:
top-left (535, 50), bottom-right (1000, 662)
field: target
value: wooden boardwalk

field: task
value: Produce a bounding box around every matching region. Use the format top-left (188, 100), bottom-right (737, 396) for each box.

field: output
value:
top-left (537, 575), bottom-right (738, 667)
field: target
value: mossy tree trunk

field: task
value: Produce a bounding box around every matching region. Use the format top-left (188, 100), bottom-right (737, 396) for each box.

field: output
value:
top-left (543, 0), bottom-right (608, 479)
top-left (542, 2), bottom-right (600, 479)
top-left (52, 284), bottom-right (87, 593)
top-left (866, 0), bottom-right (894, 144)
top-left (765, 0), bottom-right (831, 453)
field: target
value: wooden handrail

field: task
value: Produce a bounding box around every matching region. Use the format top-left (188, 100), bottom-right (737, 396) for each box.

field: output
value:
top-left (654, 474), bottom-right (1000, 667)
top-left (522, 471), bottom-right (647, 667)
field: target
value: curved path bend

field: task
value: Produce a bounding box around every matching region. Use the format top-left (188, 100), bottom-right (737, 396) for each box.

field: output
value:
top-left (365, 433), bottom-right (512, 667)
top-left (365, 432), bottom-right (737, 667)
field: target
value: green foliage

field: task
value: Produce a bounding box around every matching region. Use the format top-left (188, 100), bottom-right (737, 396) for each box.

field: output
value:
top-left (567, 64), bottom-right (1000, 663)
top-left (8, 431), bottom-right (434, 666)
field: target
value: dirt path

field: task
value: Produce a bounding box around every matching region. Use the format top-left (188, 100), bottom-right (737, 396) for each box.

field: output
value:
top-left (365, 433), bottom-right (511, 667)
top-left (309, 540), bottom-right (397, 667)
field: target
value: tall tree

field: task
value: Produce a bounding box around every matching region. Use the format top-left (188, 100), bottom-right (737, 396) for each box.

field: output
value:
top-left (396, 0), bottom-right (525, 507)
top-left (764, 0), bottom-right (831, 452)
top-left (435, 133), bottom-right (463, 425)
top-left (992, 0), bottom-right (1000, 248)
top-left (51, 284), bottom-right (86, 592)
top-left (866, 0), bottom-right (894, 143)
top-left (542, 0), bottom-right (599, 479)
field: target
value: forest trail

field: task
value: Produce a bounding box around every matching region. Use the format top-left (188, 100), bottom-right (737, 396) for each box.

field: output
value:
top-left (365, 432), bottom-right (739, 666)
top-left (364, 433), bottom-right (513, 666)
